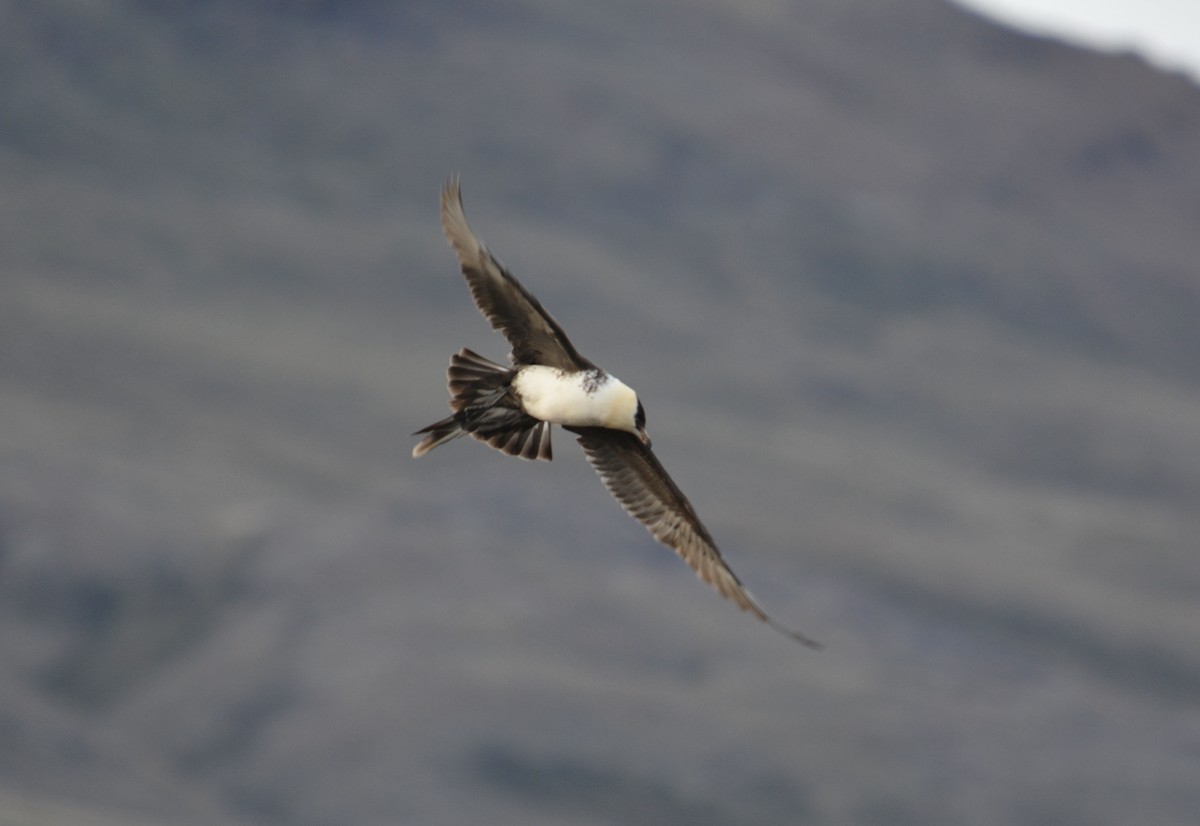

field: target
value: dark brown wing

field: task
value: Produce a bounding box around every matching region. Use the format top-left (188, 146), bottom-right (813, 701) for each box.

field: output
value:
top-left (567, 426), bottom-right (821, 648)
top-left (440, 177), bottom-right (593, 371)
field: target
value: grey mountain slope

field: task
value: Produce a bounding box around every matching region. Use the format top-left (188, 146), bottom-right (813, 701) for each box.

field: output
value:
top-left (1, 1), bottom-right (1199, 825)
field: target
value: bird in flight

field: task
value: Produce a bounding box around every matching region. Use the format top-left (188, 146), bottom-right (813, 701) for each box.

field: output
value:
top-left (414, 177), bottom-right (820, 648)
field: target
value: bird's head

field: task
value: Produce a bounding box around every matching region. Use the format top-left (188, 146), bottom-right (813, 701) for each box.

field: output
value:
top-left (633, 399), bottom-right (650, 447)
top-left (604, 379), bottom-right (651, 447)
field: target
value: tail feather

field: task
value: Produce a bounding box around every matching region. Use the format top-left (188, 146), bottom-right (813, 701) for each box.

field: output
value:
top-left (413, 348), bottom-right (554, 461)
top-left (480, 418), bottom-right (553, 461)
top-left (412, 416), bottom-right (465, 457)
top-left (447, 348), bottom-right (511, 412)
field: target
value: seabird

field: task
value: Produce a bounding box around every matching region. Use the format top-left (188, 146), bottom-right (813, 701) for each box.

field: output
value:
top-left (414, 177), bottom-right (820, 648)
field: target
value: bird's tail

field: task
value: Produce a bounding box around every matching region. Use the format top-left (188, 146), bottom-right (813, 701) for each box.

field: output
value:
top-left (413, 348), bottom-right (552, 461)
top-left (445, 348), bottom-right (512, 413)
top-left (412, 415), bottom-right (465, 457)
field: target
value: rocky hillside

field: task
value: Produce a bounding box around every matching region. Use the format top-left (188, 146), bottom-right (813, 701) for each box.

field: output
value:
top-left (2, 1), bottom-right (1198, 824)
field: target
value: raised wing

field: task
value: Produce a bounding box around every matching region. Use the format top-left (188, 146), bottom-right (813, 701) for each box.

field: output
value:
top-left (567, 426), bottom-right (821, 648)
top-left (440, 177), bottom-right (593, 371)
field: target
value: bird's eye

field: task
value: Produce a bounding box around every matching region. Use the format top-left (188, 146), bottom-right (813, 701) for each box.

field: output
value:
top-left (635, 400), bottom-right (646, 430)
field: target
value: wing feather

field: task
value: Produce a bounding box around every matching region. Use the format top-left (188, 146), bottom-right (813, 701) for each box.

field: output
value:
top-left (568, 427), bottom-right (821, 648)
top-left (440, 177), bottom-right (593, 371)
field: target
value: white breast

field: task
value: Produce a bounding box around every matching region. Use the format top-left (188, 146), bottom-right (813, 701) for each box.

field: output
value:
top-left (512, 365), bottom-right (635, 429)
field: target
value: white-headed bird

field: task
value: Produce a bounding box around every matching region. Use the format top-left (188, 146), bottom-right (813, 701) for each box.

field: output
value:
top-left (414, 178), bottom-right (819, 648)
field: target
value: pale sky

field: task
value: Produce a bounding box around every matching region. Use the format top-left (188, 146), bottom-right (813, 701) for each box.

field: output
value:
top-left (955, 0), bottom-right (1200, 82)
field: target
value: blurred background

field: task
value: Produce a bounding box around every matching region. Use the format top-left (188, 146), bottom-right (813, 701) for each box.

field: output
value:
top-left (2, 1), bottom-right (1198, 824)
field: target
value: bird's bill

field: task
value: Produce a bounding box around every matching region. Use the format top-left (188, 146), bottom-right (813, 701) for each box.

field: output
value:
top-left (638, 429), bottom-right (652, 448)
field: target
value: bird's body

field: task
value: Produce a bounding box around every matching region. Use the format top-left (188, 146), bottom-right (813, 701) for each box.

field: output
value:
top-left (511, 366), bottom-right (637, 430)
top-left (414, 177), bottom-right (819, 648)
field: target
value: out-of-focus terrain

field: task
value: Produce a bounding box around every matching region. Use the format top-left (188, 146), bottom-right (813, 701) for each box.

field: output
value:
top-left (2, 1), bottom-right (1198, 823)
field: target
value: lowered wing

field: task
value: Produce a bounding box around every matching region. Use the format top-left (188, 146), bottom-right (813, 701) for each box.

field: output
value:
top-left (567, 426), bottom-right (821, 648)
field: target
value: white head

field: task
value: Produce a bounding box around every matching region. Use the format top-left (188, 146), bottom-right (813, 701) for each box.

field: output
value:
top-left (602, 378), bottom-right (650, 446)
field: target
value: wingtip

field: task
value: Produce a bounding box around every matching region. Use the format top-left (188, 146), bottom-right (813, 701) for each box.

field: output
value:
top-left (742, 587), bottom-right (823, 649)
top-left (440, 174), bottom-right (463, 228)
top-left (442, 173), bottom-right (461, 204)
top-left (440, 173), bottom-right (480, 264)
top-left (770, 618), bottom-right (824, 650)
